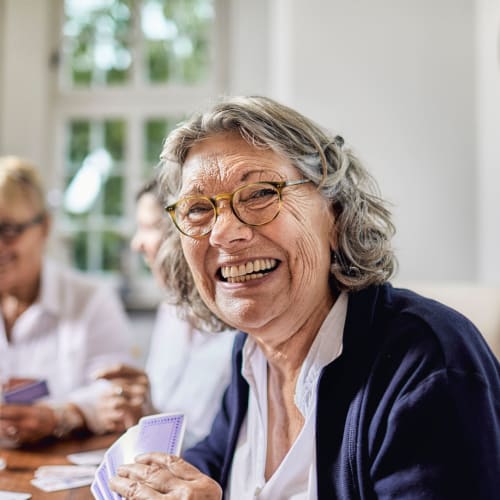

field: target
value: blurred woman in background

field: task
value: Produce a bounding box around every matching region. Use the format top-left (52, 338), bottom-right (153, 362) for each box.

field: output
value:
top-left (0, 156), bottom-right (131, 445)
top-left (95, 178), bottom-right (235, 450)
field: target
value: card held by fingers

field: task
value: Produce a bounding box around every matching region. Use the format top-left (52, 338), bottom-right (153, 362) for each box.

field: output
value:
top-left (2, 378), bottom-right (49, 404)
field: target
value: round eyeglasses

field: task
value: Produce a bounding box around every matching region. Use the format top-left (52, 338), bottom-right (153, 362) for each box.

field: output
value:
top-left (165, 179), bottom-right (311, 238)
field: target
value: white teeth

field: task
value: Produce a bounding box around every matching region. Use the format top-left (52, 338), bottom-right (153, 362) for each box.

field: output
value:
top-left (227, 272), bottom-right (265, 283)
top-left (221, 258), bottom-right (277, 280)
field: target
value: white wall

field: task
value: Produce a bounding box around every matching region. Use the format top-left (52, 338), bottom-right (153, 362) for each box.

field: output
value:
top-left (264, 0), bottom-right (479, 282)
top-left (226, 0), bottom-right (271, 95)
top-left (477, 0), bottom-right (500, 285)
top-left (0, 0), bottom-right (53, 175)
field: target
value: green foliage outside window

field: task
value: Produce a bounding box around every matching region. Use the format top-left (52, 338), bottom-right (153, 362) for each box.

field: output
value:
top-left (64, 118), bottom-right (126, 272)
top-left (102, 231), bottom-right (126, 271)
top-left (103, 176), bottom-right (124, 216)
top-left (143, 116), bottom-right (184, 176)
top-left (105, 120), bottom-right (126, 162)
top-left (64, 0), bottom-right (133, 87)
top-left (68, 121), bottom-right (90, 165)
top-left (63, 0), bottom-right (213, 87)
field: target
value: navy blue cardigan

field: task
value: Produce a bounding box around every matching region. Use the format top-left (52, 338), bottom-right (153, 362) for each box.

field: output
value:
top-left (184, 284), bottom-right (500, 499)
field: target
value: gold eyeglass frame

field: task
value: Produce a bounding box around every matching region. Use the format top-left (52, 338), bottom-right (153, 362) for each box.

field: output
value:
top-left (165, 179), bottom-right (311, 238)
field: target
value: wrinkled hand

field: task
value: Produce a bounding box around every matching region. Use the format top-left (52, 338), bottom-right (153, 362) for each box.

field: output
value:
top-left (110, 453), bottom-right (222, 500)
top-left (0, 403), bottom-right (56, 444)
top-left (94, 364), bottom-right (154, 433)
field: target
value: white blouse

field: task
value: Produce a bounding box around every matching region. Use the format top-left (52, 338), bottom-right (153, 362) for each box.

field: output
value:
top-left (227, 293), bottom-right (348, 500)
top-left (0, 259), bottom-right (132, 430)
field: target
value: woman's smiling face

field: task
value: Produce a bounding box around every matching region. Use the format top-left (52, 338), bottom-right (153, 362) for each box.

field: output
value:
top-left (179, 132), bottom-right (336, 341)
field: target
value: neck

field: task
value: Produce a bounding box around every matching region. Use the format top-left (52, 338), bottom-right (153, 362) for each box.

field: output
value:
top-left (1, 278), bottom-right (40, 321)
top-left (255, 291), bottom-right (336, 378)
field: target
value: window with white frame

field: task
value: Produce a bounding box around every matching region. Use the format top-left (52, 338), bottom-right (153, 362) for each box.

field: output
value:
top-left (53, 0), bottom-right (225, 306)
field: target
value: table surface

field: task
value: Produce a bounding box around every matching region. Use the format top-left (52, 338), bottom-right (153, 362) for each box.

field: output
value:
top-left (0, 433), bottom-right (118, 499)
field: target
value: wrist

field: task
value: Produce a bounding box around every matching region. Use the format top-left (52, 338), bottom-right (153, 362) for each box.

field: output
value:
top-left (52, 404), bottom-right (85, 438)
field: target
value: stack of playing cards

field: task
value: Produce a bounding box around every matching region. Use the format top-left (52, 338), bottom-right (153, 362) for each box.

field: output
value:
top-left (31, 465), bottom-right (97, 492)
top-left (91, 413), bottom-right (185, 499)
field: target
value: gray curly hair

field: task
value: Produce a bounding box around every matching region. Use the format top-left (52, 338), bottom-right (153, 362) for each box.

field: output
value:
top-left (156, 95), bottom-right (397, 332)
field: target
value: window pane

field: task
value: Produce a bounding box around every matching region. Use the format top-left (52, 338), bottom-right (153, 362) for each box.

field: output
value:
top-left (62, 0), bottom-right (133, 87)
top-left (143, 116), bottom-right (183, 176)
top-left (73, 231), bottom-right (88, 270)
top-left (144, 119), bottom-right (167, 165)
top-left (105, 120), bottom-right (126, 161)
top-left (102, 231), bottom-right (125, 272)
top-left (141, 0), bottom-right (214, 84)
top-left (103, 175), bottom-right (124, 216)
top-left (68, 121), bottom-right (90, 164)
top-left (63, 118), bottom-right (127, 275)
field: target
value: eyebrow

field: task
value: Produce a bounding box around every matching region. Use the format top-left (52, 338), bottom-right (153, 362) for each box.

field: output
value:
top-left (181, 169), bottom-right (270, 196)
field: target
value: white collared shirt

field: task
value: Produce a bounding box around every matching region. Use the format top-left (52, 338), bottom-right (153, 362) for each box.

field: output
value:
top-left (146, 302), bottom-right (235, 449)
top-left (0, 259), bottom-right (132, 430)
top-left (227, 293), bottom-right (348, 500)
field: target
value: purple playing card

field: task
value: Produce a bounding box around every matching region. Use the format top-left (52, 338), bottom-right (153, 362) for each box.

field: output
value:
top-left (93, 460), bottom-right (115, 500)
top-left (136, 413), bottom-right (185, 456)
top-left (90, 478), bottom-right (105, 500)
top-left (90, 413), bottom-right (185, 499)
top-left (3, 379), bottom-right (49, 404)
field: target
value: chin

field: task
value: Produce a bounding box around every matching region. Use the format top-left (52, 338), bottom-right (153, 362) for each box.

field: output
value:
top-left (215, 300), bottom-right (276, 333)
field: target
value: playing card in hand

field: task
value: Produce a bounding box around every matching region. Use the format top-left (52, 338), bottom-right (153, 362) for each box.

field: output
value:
top-left (1, 378), bottom-right (49, 404)
top-left (91, 412), bottom-right (185, 500)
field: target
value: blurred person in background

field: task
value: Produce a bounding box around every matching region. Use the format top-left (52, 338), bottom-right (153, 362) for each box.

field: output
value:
top-left (95, 178), bottom-right (235, 450)
top-left (0, 156), bottom-right (132, 445)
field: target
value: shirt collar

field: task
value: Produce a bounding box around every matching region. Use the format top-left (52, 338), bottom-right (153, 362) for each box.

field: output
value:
top-left (241, 292), bottom-right (348, 416)
top-left (294, 292), bottom-right (347, 415)
top-left (38, 259), bottom-right (61, 317)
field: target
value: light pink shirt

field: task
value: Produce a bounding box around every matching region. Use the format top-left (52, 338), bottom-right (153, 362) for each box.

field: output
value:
top-left (227, 293), bottom-right (348, 500)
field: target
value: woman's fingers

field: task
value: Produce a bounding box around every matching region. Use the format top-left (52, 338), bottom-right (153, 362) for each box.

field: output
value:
top-left (136, 454), bottom-right (204, 481)
top-left (112, 462), bottom-right (180, 495)
top-left (133, 455), bottom-right (222, 498)
top-left (95, 364), bottom-right (147, 380)
top-left (0, 405), bottom-right (55, 443)
top-left (111, 457), bottom-right (222, 500)
top-left (109, 474), bottom-right (166, 500)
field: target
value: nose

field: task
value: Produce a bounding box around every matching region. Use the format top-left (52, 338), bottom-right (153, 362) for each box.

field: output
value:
top-left (208, 198), bottom-right (253, 247)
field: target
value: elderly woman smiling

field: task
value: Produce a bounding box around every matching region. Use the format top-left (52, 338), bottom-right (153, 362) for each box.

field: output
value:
top-left (110, 97), bottom-right (500, 499)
